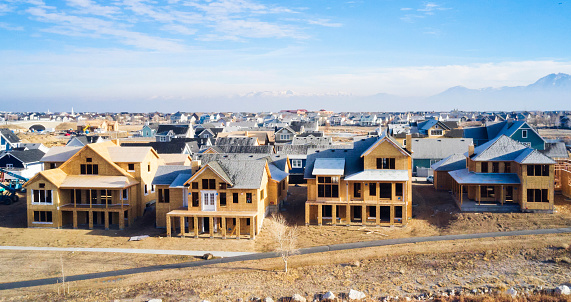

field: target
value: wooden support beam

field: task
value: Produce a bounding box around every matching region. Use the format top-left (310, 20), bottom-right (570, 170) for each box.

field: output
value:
top-left (361, 205), bottom-right (367, 226)
top-left (375, 205), bottom-right (380, 226)
top-left (331, 205), bottom-right (337, 226)
top-left (104, 211), bottom-right (109, 230)
top-left (73, 211), bottom-right (78, 229)
top-left (305, 203), bottom-right (309, 226)
top-left (478, 185), bottom-right (481, 205)
top-left (180, 216), bottom-right (185, 238)
top-left (390, 206), bottom-right (395, 225)
top-left (209, 217), bottom-right (214, 238)
top-left (250, 217), bottom-right (255, 240)
top-left (166, 215), bottom-right (171, 237)
top-left (460, 185), bottom-right (463, 205)
top-left (236, 218), bottom-right (241, 240)
top-left (346, 204), bottom-right (351, 226)
top-left (501, 185), bottom-right (504, 205)
top-left (317, 204), bottom-right (322, 226)
top-left (221, 217), bottom-right (227, 239)
top-left (119, 210), bottom-right (125, 230)
top-left (88, 211), bottom-right (93, 229)
top-left (194, 216), bottom-right (199, 238)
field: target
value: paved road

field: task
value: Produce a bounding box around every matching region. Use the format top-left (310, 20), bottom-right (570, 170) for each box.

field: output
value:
top-left (1, 227), bottom-right (570, 291)
top-left (0, 246), bottom-right (254, 257)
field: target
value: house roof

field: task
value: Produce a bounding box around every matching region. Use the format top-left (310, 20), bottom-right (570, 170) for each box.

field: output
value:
top-left (268, 163), bottom-right (288, 181)
top-left (41, 146), bottom-right (82, 162)
top-left (215, 137), bottom-right (258, 146)
top-left (312, 158), bottom-right (345, 175)
top-left (214, 145), bottom-right (274, 154)
top-left (60, 175), bottom-right (139, 189)
top-left (448, 169), bottom-right (521, 185)
top-left (411, 138), bottom-right (473, 159)
top-left (0, 129), bottom-right (20, 144)
top-left (160, 154), bottom-right (191, 165)
top-left (468, 135), bottom-right (527, 161)
top-left (108, 146), bottom-right (154, 163)
top-left (344, 169), bottom-right (409, 181)
top-left (156, 124), bottom-right (190, 136)
top-left (540, 142), bottom-right (569, 159)
top-left (431, 154), bottom-right (467, 171)
top-left (514, 148), bottom-right (556, 164)
top-left (292, 137), bottom-right (332, 145)
top-left (0, 149), bottom-right (45, 164)
top-left (152, 165), bottom-right (194, 186)
top-left (121, 141), bottom-right (189, 154)
top-left (170, 174), bottom-right (193, 188)
top-left (361, 135), bottom-right (411, 158)
top-left (188, 159), bottom-right (268, 189)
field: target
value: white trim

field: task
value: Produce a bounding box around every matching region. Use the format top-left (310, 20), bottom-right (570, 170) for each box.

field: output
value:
top-left (144, 184), bottom-right (148, 196)
top-left (32, 222), bottom-right (53, 225)
top-left (291, 159), bottom-right (303, 169)
top-left (522, 129), bottom-right (528, 138)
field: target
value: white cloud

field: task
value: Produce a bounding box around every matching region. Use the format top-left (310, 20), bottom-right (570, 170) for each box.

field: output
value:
top-left (0, 22), bottom-right (24, 31)
top-left (65, 0), bottom-right (120, 17)
top-left (161, 24), bottom-right (197, 35)
top-left (307, 18), bottom-right (342, 28)
top-left (400, 7), bottom-right (412, 11)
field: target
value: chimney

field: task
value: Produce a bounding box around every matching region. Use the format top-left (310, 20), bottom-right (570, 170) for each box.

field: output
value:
top-left (405, 133), bottom-right (412, 153)
top-left (468, 144), bottom-right (475, 157)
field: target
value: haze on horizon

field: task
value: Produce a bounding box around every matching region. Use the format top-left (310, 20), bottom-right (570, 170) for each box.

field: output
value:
top-left (1, 0), bottom-right (571, 112)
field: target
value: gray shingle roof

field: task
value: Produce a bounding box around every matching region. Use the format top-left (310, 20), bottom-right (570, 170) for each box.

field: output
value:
top-left (0, 129), bottom-right (20, 144)
top-left (1, 149), bottom-right (45, 164)
top-left (292, 137), bottom-right (332, 145)
top-left (411, 138), bottom-right (473, 159)
top-left (449, 169), bottom-right (521, 185)
top-left (469, 135), bottom-right (527, 161)
top-left (41, 146), bottom-right (82, 162)
top-left (514, 149), bottom-right (556, 164)
top-left (214, 145), bottom-right (274, 154)
top-left (431, 154), bottom-right (467, 171)
top-left (540, 142), bottom-right (569, 159)
top-left (215, 137), bottom-right (258, 146)
top-left (152, 165), bottom-right (194, 185)
top-left (215, 159), bottom-right (267, 189)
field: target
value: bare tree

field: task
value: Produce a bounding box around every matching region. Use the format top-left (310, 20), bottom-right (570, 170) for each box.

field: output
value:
top-left (268, 214), bottom-right (299, 273)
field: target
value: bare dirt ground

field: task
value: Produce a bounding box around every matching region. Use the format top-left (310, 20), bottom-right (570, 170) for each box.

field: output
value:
top-left (539, 129), bottom-right (571, 143)
top-left (323, 126), bottom-right (377, 143)
top-left (2, 233), bottom-right (570, 301)
top-left (17, 132), bottom-right (69, 147)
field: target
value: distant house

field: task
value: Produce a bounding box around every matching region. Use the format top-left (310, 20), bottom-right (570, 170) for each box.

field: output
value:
top-left (140, 124), bottom-right (158, 138)
top-left (41, 146), bottom-right (82, 170)
top-left (430, 154), bottom-right (466, 191)
top-left (77, 120), bottom-right (118, 133)
top-left (66, 135), bottom-right (107, 147)
top-left (155, 124), bottom-right (194, 143)
top-left (409, 137), bottom-right (474, 176)
top-left (464, 120), bottom-right (545, 149)
top-left (0, 129), bottom-right (20, 151)
top-left (0, 149), bottom-right (46, 179)
top-left (415, 119), bottom-right (452, 137)
top-left (275, 126), bottom-right (297, 144)
top-left (170, 112), bottom-right (188, 124)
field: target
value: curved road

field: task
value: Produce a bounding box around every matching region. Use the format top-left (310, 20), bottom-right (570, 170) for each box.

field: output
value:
top-left (1, 227), bottom-right (570, 290)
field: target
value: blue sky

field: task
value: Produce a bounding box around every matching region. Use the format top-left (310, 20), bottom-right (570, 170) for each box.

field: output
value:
top-left (1, 0), bottom-right (571, 112)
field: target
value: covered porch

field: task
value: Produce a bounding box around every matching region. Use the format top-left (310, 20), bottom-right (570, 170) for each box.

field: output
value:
top-left (305, 202), bottom-right (405, 226)
top-left (449, 169), bottom-right (521, 212)
top-left (166, 210), bottom-right (259, 240)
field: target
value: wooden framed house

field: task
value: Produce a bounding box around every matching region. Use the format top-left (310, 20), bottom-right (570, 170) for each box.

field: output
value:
top-left (448, 135), bottom-right (556, 212)
top-left (304, 135), bottom-right (413, 226)
top-left (24, 141), bottom-right (162, 229)
top-left (156, 155), bottom-right (289, 239)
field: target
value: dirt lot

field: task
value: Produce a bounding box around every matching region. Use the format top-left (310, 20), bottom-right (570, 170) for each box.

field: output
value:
top-left (17, 132), bottom-right (69, 147)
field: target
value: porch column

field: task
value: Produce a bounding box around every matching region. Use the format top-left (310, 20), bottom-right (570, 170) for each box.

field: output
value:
top-left (375, 205), bottom-right (380, 226)
top-left (73, 211), bottom-right (78, 229)
top-left (74, 189), bottom-right (77, 207)
top-left (305, 203), bottom-right (310, 225)
top-left (361, 205), bottom-right (367, 226)
top-left (346, 205), bottom-right (351, 226)
top-left (88, 211), bottom-right (93, 229)
top-left (222, 217), bottom-right (227, 239)
top-left (104, 211), bottom-right (109, 230)
top-left (317, 204), bottom-right (323, 226)
top-left (119, 210), bottom-right (125, 230)
top-left (209, 217), bottom-right (214, 238)
top-left (250, 217), bottom-right (256, 240)
top-left (194, 216), bottom-right (199, 238)
top-left (390, 206), bottom-right (395, 225)
top-left (501, 185), bottom-right (504, 205)
top-left (166, 215), bottom-right (171, 237)
top-left (89, 190), bottom-right (92, 208)
top-left (236, 218), bottom-right (241, 240)
top-left (105, 189), bottom-right (108, 209)
top-left (331, 205), bottom-right (337, 226)
top-left (478, 185), bottom-right (481, 205)
top-left (180, 216), bottom-right (185, 237)
top-left (460, 185), bottom-right (463, 205)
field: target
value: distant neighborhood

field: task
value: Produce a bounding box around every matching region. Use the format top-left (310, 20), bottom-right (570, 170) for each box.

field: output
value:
top-left (0, 108), bottom-right (570, 239)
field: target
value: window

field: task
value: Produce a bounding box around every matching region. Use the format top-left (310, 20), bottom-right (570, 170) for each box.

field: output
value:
top-left (128, 163), bottom-right (135, 171)
top-left (492, 162), bottom-right (499, 173)
top-left (505, 162), bottom-right (511, 173)
top-left (32, 189), bottom-right (53, 205)
top-left (522, 130), bottom-right (528, 138)
top-left (192, 192), bottom-right (199, 207)
top-left (317, 176), bottom-right (339, 198)
top-left (122, 189), bottom-right (128, 200)
top-left (147, 163), bottom-right (151, 173)
top-left (376, 158), bottom-right (395, 169)
top-left (219, 183), bottom-right (227, 190)
top-left (80, 164), bottom-right (98, 175)
top-left (280, 134), bottom-right (290, 140)
top-left (6, 164), bottom-right (13, 169)
top-left (220, 193), bottom-right (227, 206)
top-left (144, 184), bottom-right (148, 195)
top-left (33, 211), bottom-right (52, 223)
top-left (159, 136), bottom-right (167, 142)
top-left (403, 139), bottom-right (406, 146)
top-left (151, 185), bottom-right (155, 193)
top-left (39, 183), bottom-right (45, 188)
top-left (527, 165), bottom-right (550, 176)
top-left (49, 163), bottom-right (57, 169)
top-left (527, 189), bottom-right (549, 202)
top-left (260, 189), bottom-right (265, 199)
top-left (100, 190), bottom-right (112, 205)
top-left (292, 159), bottom-right (303, 168)
top-left (90, 189), bottom-right (98, 203)
top-left (481, 186), bottom-right (495, 198)
top-left (354, 183), bottom-right (361, 198)
top-left (202, 179), bottom-right (216, 189)
top-left (481, 163), bottom-right (488, 173)
top-left (282, 181), bottom-right (286, 190)
top-left (395, 183), bottom-right (403, 198)
top-left (369, 183), bottom-right (377, 196)
top-left (379, 183), bottom-right (392, 199)
top-left (86, 158), bottom-right (92, 162)
top-left (430, 129), bottom-right (443, 136)
top-left (192, 182), bottom-right (198, 189)
top-left (246, 193), bottom-right (252, 203)
top-left (158, 188), bottom-right (170, 203)
top-left (233, 192), bottom-right (239, 203)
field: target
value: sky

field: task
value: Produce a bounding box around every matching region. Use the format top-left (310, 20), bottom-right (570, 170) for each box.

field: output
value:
top-left (1, 0), bottom-right (571, 112)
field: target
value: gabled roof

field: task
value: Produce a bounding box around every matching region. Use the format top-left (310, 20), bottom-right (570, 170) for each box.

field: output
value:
top-left (121, 141), bottom-right (189, 154)
top-left (214, 145), bottom-right (274, 154)
top-left (185, 159), bottom-right (269, 189)
top-left (361, 135), bottom-right (411, 158)
top-left (431, 154), bottom-right (467, 171)
top-left (540, 142), bottom-right (569, 159)
top-left (108, 146), bottom-right (157, 162)
top-left (276, 126), bottom-right (296, 135)
top-left (411, 138), bottom-right (473, 159)
top-left (41, 146), bottom-right (82, 162)
top-left (514, 148), bottom-right (556, 164)
top-left (25, 168), bottom-right (67, 187)
top-left (292, 137), bottom-right (332, 145)
top-left (468, 135), bottom-right (527, 161)
top-left (0, 149), bottom-right (45, 164)
top-left (156, 124), bottom-right (190, 136)
top-left (268, 163), bottom-right (288, 181)
top-left (0, 129), bottom-right (20, 144)
top-left (152, 165), bottom-right (194, 186)
top-left (215, 137), bottom-right (258, 146)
